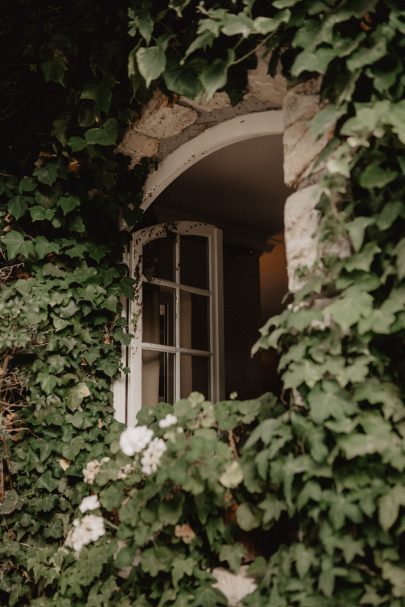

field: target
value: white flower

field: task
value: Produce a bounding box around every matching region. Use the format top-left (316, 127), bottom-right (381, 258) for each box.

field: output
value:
top-left (79, 495), bottom-right (100, 513)
top-left (120, 425), bottom-right (153, 456)
top-left (82, 457), bottom-right (110, 484)
top-left (140, 437), bottom-right (166, 475)
top-left (117, 463), bottom-right (136, 480)
top-left (158, 413), bottom-right (178, 429)
top-left (212, 567), bottom-right (257, 606)
top-left (66, 515), bottom-right (105, 553)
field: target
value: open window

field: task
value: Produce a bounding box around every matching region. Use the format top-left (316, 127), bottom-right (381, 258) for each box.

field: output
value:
top-left (114, 134), bottom-right (289, 425)
top-left (116, 222), bottom-right (223, 425)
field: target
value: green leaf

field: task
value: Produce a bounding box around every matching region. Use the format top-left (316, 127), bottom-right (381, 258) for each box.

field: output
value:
top-left (85, 118), bottom-right (118, 146)
top-left (136, 46), bottom-right (167, 88)
top-left (8, 195), bottom-right (28, 219)
top-left (0, 490), bottom-right (19, 514)
top-left (172, 556), bottom-right (194, 587)
top-left (292, 47), bottom-right (336, 77)
top-left (200, 51), bottom-right (235, 99)
top-left (346, 217), bottom-right (373, 251)
top-left (164, 57), bottom-right (203, 98)
top-left (80, 82), bottom-right (112, 113)
top-left (41, 50), bottom-right (67, 85)
top-left (67, 136), bottom-right (87, 152)
top-left (58, 195), bottom-right (80, 215)
top-left (311, 104), bottom-right (346, 139)
top-left (221, 13), bottom-right (253, 38)
top-left (184, 31), bottom-right (216, 61)
top-left (34, 163), bottom-right (59, 186)
top-left (253, 10), bottom-right (290, 34)
top-left (382, 562), bottom-right (405, 598)
top-left (1, 230), bottom-right (34, 259)
top-left (347, 38), bottom-right (387, 71)
top-left (158, 493), bottom-right (184, 525)
top-left (359, 164), bottom-right (397, 189)
top-left (236, 503), bottom-right (259, 531)
top-left (29, 206), bottom-right (56, 222)
top-left (379, 485), bottom-right (405, 531)
top-left (219, 544), bottom-right (245, 572)
top-left (326, 287), bottom-right (373, 331)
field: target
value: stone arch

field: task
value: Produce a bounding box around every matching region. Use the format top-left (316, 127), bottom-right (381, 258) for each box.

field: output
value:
top-left (119, 55), bottom-right (335, 290)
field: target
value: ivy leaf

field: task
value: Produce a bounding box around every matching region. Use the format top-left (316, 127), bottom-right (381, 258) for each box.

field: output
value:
top-left (136, 46), bottom-right (167, 88)
top-left (18, 177), bottom-right (37, 192)
top-left (200, 51), bottom-right (235, 99)
top-left (253, 10), bottom-right (290, 34)
top-left (326, 287), bottom-right (373, 331)
top-left (169, 0), bottom-right (191, 18)
top-left (359, 163), bottom-right (397, 189)
top-left (378, 485), bottom-right (405, 531)
top-left (158, 493), bottom-right (184, 525)
top-left (37, 373), bottom-right (59, 395)
top-left (58, 196), bottom-right (80, 215)
top-left (221, 13), bottom-right (253, 38)
top-left (85, 118), bottom-right (118, 146)
top-left (236, 503), bottom-right (259, 531)
top-left (80, 82), bottom-right (112, 113)
top-left (0, 490), bottom-right (19, 514)
top-left (30, 206), bottom-right (56, 222)
top-left (33, 163), bottom-right (59, 186)
top-left (346, 217), bottom-right (374, 251)
top-left (292, 47), bottom-right (335, 77)
top-left (34, 236), bottom-right (60, 258)
top-left (8, 195), bottom-right (29, 220)
top-left (184, 31), bottom-right (215, 61)
top-left (164, 57), bottom-right (203, 98)
top-left (68, 136), bottom-right (87, 152)
top-left (311, 104), bottom-right (346, 139)
top-left (1, 231), bottom-right (34, 259)
top-left (219, 544), bottom-right (245, 572)
top-left (41, 50), bottom-right (68, 86)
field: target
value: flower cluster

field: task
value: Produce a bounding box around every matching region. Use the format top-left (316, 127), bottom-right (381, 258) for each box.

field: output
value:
top-left (158, 413), bottom-right (177, 428)
top-left (119, 421), bottom-right (169, 476)
top-left (82, 457), bottom-right (110, 484)
top-left (119, 425), bottom-right (153, 456)
top-left (79, 495), bottom-right (100, 513)
top-left (66, 514), bottom-right (105, 553)
top-left (140, 437), bottom-right (166, 475)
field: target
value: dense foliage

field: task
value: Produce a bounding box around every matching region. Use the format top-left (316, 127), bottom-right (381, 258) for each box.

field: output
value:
top-left (1, 0), bottom-right (404, 605)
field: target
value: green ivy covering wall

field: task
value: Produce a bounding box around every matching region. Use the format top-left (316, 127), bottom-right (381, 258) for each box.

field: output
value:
top-left (0, 1), bottom-right (404, 605)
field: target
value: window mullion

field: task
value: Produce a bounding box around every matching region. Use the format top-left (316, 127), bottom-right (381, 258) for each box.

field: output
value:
top-left (175, 234), bottom-right (181, 401)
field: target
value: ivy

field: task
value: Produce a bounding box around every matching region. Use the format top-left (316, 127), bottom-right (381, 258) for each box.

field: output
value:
top-left (1, 0), bottom-right (404, 605)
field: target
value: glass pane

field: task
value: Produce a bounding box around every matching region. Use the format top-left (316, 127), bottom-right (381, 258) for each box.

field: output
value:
top-left (180, 235), bottom-right (208, 289)
top-left (180, 355), bottom-right (210, 400)
top-left (142, 283), bottom-right (175, 346)
top-left (143, 235), bottom-right (175, 281)
top-left (142, 350), bottom-right (175, 406)
top-left (180, 292), bottom-right (209, 351)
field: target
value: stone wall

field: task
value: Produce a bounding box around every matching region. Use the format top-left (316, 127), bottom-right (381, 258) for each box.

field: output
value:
top-left (118, 56), bottom-right (287, 167)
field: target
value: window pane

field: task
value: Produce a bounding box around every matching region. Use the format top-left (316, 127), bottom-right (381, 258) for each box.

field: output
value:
top-left (142, 283), bottom-right (175, 346)
top-left (143, 235), bottom-right (175, 281)
top-left (180, 355), bottom-right (210, 400)
top-left (180, 292), bottom-right (209, 351)
top-left (142, 350), bottom-right (175, 406)
top-left (180, 235), bottom-right (208, 289)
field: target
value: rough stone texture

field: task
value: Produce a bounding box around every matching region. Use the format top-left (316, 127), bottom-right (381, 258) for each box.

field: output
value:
top-left (134, 90), bottom-right (198, 139)
top-left (119, 55), bottom-right (288, 167)
top-left (116, 131), bottom-right (159, 167)
top-left (284, 185), bottom-right (321, 292)
top-left (283, 78), bottom-right (328, 188)
top-left (246, 56), bottom-right (287, 106)
top-left (180, 92), bottom-right (231, 113)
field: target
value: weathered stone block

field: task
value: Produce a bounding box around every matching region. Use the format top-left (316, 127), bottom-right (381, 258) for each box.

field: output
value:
top-left (283, 79), bottom-right (327, 188)
top-left (284, 185), bottom-right (321, 292)
top-left (134, 91), bottom-right (198, 139)
top-left (117, 131), bottom-right (159, 166)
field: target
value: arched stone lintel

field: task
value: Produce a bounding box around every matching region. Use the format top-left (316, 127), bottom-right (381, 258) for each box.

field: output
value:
top-left (141, 110), bottom-right (284, 210)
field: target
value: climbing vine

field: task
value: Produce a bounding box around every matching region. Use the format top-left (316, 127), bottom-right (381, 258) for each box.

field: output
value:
top-left (0, 0), bottom-right (404, 605)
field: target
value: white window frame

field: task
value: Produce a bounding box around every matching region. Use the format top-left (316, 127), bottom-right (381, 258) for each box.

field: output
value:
top-left (114, 221), bottom-right (224, 425)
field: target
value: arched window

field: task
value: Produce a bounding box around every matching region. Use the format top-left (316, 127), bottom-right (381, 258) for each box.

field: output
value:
top-left (115, 221), bottom-right (224, 425)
